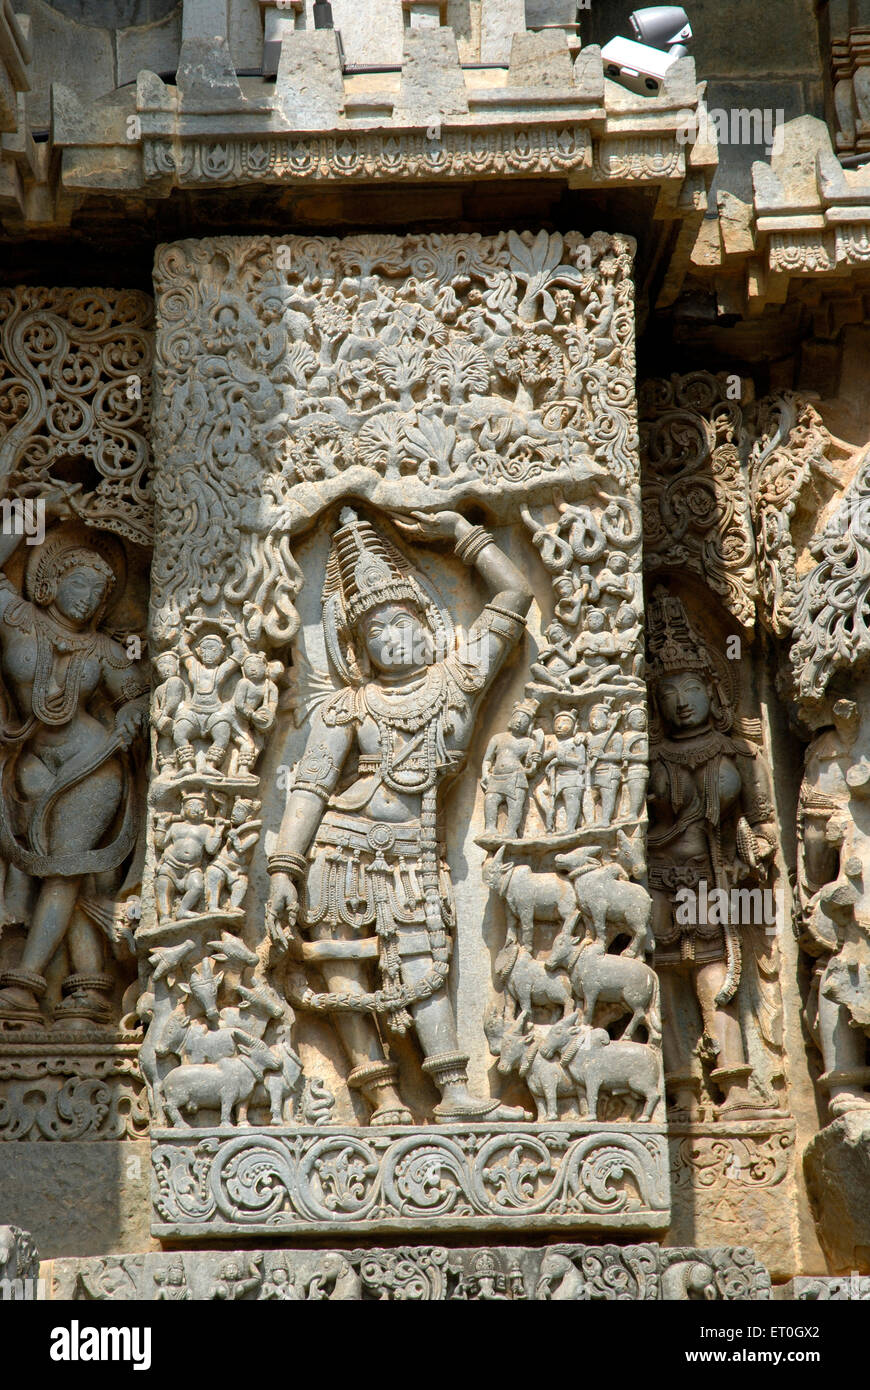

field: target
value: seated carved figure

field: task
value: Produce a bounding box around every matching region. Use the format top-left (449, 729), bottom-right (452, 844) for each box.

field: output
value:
top-left (0, 499), bottom-right (149, 1025)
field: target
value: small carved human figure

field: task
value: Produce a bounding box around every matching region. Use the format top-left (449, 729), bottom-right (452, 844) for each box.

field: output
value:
top-left (585, 702), bottom-right (622, 827)
top-left (646, 590), bottom-right (777, 1118)
top-left (152, 652), bottom-right (186, 773)
top-left (209, 1254), bottom-right (263, 1301)
top-left (154, 795), bottom-right (224, 921)
top-left (597, 552), bottom-right (636, 606)
top-left (544, 710), bottom-right (588, 833)
top-left (481, 701), bottom-right (542, 836)
top-left (260, 1262), bottom-right (300, 1301)
top-left (573, 610), bottom-right (624, 690)
top-left (267, 506), bottom-right (533, 1124)
top-left (0, 503), bottom-right (150, 1027)
top-left (232, 652), bottom-right (280, 774)
top-left (204, 798), bottom-right (261, 913)
top-left (173, 629), bottom-right (246, 772)
top-left (621, 706), bottom-right (649, 821)
top-left (154, 1257), bottom-right (191, 1300)
top-left (529, 620), bottom-right (582, 693)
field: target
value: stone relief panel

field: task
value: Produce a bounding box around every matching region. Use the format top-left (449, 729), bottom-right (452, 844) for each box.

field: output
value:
top-left (641, 372), bottom-right (844, 638)
top-left (0, 288), bottom-right (153, 1138)
top-left (45, 1242), bottom-right (771, 1301)
top-left (144, 228), bottom-right (668, 1237)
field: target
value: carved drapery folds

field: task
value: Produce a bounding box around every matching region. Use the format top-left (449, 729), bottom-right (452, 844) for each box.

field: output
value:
top-left (144, 227), bottom-right (669, 1238)
top-left (0, 288), bottom-right (153, 1139)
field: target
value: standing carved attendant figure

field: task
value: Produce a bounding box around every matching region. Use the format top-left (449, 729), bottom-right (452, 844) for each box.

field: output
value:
top-left (646, 590), bottom-right (777, 1118)
top-left (267, 506), bottom-right (532, 1124)
top-left (0, 503), bottom-right (149, 1025)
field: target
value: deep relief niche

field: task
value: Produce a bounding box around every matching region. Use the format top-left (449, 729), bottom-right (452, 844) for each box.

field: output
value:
top-left (0, 288), bottom-right (153, 1140)
top-left (144, 229), bottom-right (669, 1239)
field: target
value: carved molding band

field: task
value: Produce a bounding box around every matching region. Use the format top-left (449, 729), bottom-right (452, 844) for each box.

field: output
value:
top-left (151, 1124), bottom-right (670, 1238)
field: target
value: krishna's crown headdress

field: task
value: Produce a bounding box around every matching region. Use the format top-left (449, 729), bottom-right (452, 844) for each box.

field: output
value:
top-left (321, 507), bottom-right (453, 686)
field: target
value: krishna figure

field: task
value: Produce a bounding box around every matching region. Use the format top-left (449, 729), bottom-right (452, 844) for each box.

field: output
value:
top-left (267, 506), bottom-right (532, 1124)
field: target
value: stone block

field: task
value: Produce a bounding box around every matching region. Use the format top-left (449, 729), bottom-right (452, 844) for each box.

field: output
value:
top-left (316, 0), bottom-right (404, 68)
top-left (24, 0), bottom-right (114, 129)
top-left (0, 1142), bottom-right (151, 1259)
top-left (805, 1114), bottom-right (870, 1273)
top-left (508, 30), bottom-right (573, 88)
top-left (394, 25), bottom-right (468, 124)
top-left (480, 0), bottom-right (525, 65)
top-left (275, 29), bottom-right (344, 127)
top-left (117, 6), bottom-right (182, 88)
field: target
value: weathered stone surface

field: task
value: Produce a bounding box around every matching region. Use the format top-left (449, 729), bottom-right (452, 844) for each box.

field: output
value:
top-left (47, 1242), bottom-right (772, 1299)
top-left (0, 1142), bottom-right (151, 1258)
top-left (480, 0), bottom-right (525, 65)
top-left (275, 30), bottom-right (345, 128)
top-left (805, 1113), bottom-right (870, 1272)
top-left (507, 30), bottom-right (574, 88)
top-left (141, 227), bottom-right (661, 1239)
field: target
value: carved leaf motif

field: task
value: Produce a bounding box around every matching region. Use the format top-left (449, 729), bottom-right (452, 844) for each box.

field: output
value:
top-left (508, 230), bottom-right (585, 323)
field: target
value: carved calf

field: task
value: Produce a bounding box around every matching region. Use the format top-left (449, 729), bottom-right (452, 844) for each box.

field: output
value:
top-left (493, 940), bottom-right (573, 1020)
top-left (547, 936), bottom-right (661, 1044)
top-left (486, 1010), bottom-right (574, 1122)
top-left (483, 846), bottom-right (577, 950)
top-left (541, 1015), bottom-right (661, 1121)
top-left (554, 848), bottom-right (652, 957)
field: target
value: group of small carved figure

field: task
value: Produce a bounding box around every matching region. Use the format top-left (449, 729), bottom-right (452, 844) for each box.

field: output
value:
top-left (154, 1252), bottom-right (360, 1301)
top-left (153, 795), bottom-right (261, 923)
top-left (152, 619), bottom-right (281, 779)
top-left (483, 832), bottom-right (662, 1123)
top-left (138, 934), bottom-right (333, 1129)
top-left (481, 699), bottom-right (647, 838)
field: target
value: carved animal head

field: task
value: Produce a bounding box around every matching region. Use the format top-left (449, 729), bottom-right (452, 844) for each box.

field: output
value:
top-left (186, 957), bottom-right (224, 1022)
top-left (547, 931), bottom-right (577, 972)
top-left (554, 845), bottom-right (602, 875)
top-left (496, 1010), bottom-right (534, 1075)
top-left (482, 846), bottom-right (510, 892)
top-left (538, 1010), bottom-right (582, 1060)
top-left (154, 1005), bottom-right (190, 1058)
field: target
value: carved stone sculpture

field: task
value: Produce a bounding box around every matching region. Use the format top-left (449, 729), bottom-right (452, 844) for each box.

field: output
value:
top-left (142, 227), bottom-right (668, 1238)
top-left (646, 588), bottom-right (781, 1120)
top-left (0, 507), bottom-right (150, 1027)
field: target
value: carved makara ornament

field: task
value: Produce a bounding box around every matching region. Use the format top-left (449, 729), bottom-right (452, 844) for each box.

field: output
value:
top-left (267, 505), bottom-right (533, 1124)
top-left (646, 589), bottom-right (781, 1119)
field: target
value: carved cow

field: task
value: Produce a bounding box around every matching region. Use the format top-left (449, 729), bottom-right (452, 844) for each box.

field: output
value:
top-left (553, 847), bottom-right (652, 957)
top-left (547, 935), bottom-right (661, 1044)
top-left (493, 940), bottom-right (573, 1020)
top-left (486, 1009), bottom-right (574, 1122)
top-left (541, 1015), bottom-right (661, 1121)
top-left (161, 1036), bottom-right (280, 1127)
top-left (483, 846), bottom-right (577, 950)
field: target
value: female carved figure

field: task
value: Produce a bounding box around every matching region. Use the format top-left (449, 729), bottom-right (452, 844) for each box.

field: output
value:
top-left (267, 506), bottom-right (532, 1123)
top-left (0, 502), bottom-right (149, 1025)
top-left (646, 590), bottom-right (778, 1118)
